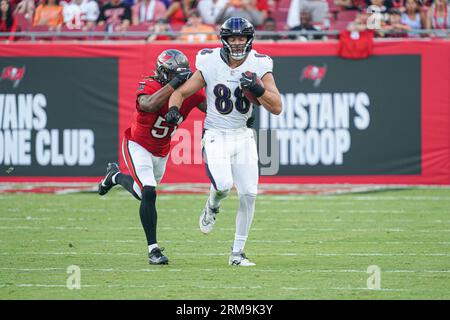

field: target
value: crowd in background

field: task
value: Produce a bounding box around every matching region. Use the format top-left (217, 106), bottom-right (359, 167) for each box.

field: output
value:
top-left (1, 0), bottom-right (449, 41)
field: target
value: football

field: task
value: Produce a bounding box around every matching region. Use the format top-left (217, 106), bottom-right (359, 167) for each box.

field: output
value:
top-left (242, 71), bottom-right (264, 106)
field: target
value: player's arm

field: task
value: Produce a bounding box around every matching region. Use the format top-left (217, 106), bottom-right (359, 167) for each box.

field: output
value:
top-left (138, 85), bottom-right (175, 113)
top-left (139, 69), bottom-right (192, 113)
top-left (257, 73), bottom-right (283, 115)
top-left (166, 71), bottom-right (206, 123)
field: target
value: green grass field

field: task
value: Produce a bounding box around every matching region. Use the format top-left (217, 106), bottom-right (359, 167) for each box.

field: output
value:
top-left (1, 187), bottom-right (449, 299)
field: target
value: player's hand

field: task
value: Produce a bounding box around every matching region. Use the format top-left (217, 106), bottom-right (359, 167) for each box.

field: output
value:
top-left (240, 72), bottom-right (257, 90)
top-left (240, 72), bottom-right (266, 98)
top-left (169, 68), bottom-right (192, 90)
top-left (246, 116), bottom-right (255, 128)
top-left (176, 68), bottom-right (192, 82)
top-left (165, 106), bottom-right (182, 124)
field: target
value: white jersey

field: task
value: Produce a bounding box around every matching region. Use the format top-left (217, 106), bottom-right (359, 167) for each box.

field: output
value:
top-left (195, 48), bottom-right (273, 130)
top-left (63, 0), bottom-right (99, 27)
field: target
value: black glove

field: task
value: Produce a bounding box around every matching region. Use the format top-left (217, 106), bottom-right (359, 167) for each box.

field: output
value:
top-left (246, 116), bottom-right (255, 128)
top-left (168, 68), bottom-right (192, 90)
top-left (165, 106), bottom-right (182, 124)
top-left (240, 72), bottom-right (265, 98)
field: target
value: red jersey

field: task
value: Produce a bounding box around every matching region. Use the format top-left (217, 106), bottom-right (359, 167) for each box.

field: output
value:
top-left (125, 78), bottom-right (205, 157)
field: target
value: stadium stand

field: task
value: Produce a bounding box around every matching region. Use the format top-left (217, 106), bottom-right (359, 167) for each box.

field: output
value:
top-left (0, 0), bottom-right (449, 41)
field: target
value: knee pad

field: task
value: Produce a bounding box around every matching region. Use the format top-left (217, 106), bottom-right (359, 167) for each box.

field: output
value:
top-left (142, 186), bottom-right (156, 203)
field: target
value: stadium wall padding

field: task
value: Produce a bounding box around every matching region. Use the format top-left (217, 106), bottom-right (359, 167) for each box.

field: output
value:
top-left (0, 41), bottom-right (449, 185)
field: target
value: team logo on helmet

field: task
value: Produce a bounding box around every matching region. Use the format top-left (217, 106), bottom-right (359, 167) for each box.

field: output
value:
top-left (0, 66), bottom-right (26, 88)
top-left (155, 49), bottom-right (190, 85)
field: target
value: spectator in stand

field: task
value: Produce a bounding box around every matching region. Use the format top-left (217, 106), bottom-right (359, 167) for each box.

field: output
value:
top-left (197, 0), bottom-right (228, 24)
top-left (0, 0), bottom-right (17, 40)
top-left (63, 0), bottom-right (99, 30)
top-left (146, 17), bottom-right (173, 40)
top-left (347, 8), bottom-right (369, 30)
top-left (13, 0), bottom-right (35, 22)
top-left (382, 8), bottom-right (411, 36)
top-left (334, 0), bottom-right (367, 11)
top-left (215, 0), bottom-right (265, 26)
top-left (421, 0), bottom-right (434, 8)
top-left (366, 0), bottom-right (392, 12)
top-left (391, 0), bottom-right (404, 10)
top-left (97, 0), bottom-right (132, 31)
top-left (287, 0), bottom-right (329, 28)
top-left (165, 0), bottom-right (197, 27)
top-left (33, 0), bottom-right (64, 28)
top-left (425, 0), bottom-right (450, 30)
top-left (289, 9), bottom-right (324, 40)
top-left (255, 0), bottom-right (269, 21)
top-left (366, 0), bottom-right (390, 28)
top-left (258, 16), bottom-right (282, 40)
top-left (123, 0), bottom-right (136, 7)
top-left (178, 8), bottom-right (217, 41)
top-left (401, 0), bottom-right (425, 30)
top-left (159, 0), bottom-right (171, 8)
top-left (132, 0), bottom-right (166, 25)
top-left (6, 0), bottom-right (19, 9)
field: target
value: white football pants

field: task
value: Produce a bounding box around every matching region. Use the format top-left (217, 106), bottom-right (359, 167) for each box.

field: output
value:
top-left (202, 128), bottom-right (259, 196)
top-left (122, 138), bottom-right (168, 200)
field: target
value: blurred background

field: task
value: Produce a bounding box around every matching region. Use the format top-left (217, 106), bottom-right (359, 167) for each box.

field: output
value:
top-left (0, 0), bottom-right (449, 189)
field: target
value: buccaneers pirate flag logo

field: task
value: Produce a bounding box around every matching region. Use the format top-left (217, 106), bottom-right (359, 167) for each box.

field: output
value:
top-left (0, 66), bottom-right (26, 88)
top-left (300, 65), bottom-right (327, 87)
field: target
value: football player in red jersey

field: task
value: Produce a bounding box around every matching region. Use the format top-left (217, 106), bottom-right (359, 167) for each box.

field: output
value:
top-left (98, 49), bottom-right (206, 265)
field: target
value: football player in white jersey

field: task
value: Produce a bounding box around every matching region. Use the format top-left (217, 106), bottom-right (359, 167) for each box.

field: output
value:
top-left (166, 17), bottom-right (282, 266)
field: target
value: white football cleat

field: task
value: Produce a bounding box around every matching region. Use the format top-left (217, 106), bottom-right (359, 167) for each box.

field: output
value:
top-left (229, 250), bottom-right (256, 267)
top-left (199, 199), bottom-right (219, 234)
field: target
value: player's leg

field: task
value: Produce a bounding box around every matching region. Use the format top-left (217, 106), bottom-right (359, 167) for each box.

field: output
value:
top-left (153, 154), bottom-right (169, 186)
top-left (229, 132), bottom-right (259, 266)
top-left (98, 140), bottom-right (140, 200)
top-left (199, 131), bottom-right (234, 234)
top-left (123, 139), bottom-right (168, 265)
top-left (113, 173), bottom-right (141, 200)
top-left (98, 164), bottom-right (140, 201)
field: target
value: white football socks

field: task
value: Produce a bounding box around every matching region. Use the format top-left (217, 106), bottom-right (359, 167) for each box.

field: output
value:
top-left (148, 243), bottom-right (158, 253)
top-left (233, 194), bottom-right (256, 253)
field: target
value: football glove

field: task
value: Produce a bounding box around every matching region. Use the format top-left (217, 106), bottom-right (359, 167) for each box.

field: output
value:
top-left (165, 106), bottom-right (182, 124)
top-left (239, 72), bottom-right (265, 97)
top-left (169, 68), bottom-right (192, 90)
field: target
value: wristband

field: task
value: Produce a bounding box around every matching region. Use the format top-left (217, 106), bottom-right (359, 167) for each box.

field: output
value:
top-left (168, 77), bottom-right (183, 90)
top-left (251, 84), bottom-right (266, 98)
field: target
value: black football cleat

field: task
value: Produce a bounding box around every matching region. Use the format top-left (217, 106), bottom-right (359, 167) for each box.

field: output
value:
top-left (149, 247), bottom-right (169, 265)
top-left (98, 162), bottom-right (119, 196)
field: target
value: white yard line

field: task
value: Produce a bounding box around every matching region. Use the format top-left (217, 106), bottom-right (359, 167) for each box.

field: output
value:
top-left (1, 267), bottom-right (448, 274)
top-left (0, 283), bottom-right (442, 292)
top-left (281, 287), bottom-right (413, 292)
top-left (1, 239), bottom-right (448, 245)
top-left (2, 225), bottom-right (449, 233)
top-left (267, 196), bottom-right (450, 201)
top-left (1, 252), bottom-right (449, 257)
